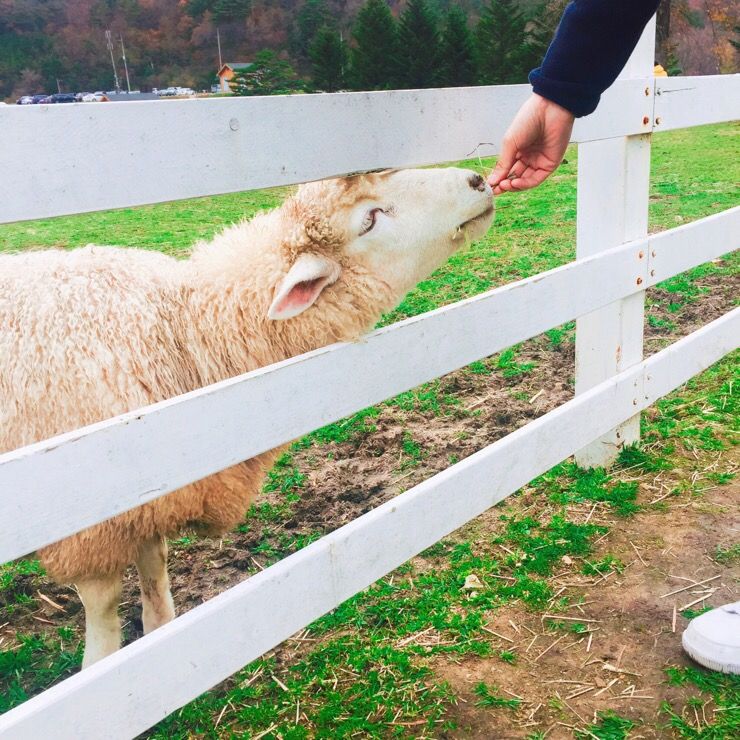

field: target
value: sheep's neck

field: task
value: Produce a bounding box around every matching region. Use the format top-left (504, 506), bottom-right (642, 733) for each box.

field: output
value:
top-left (184, 266), bottom-right (395, 387)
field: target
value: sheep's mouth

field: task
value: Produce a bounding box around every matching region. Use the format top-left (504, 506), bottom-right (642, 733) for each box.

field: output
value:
top-left (459, 204), bottom-right (494, 229)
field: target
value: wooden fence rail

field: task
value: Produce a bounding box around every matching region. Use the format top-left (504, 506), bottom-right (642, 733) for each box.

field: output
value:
top-left (1, 74), bottom-right (737, 224)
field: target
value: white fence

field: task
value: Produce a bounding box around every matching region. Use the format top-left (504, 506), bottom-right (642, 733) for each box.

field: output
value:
top-left (0, 23), bottom-right (738, 738)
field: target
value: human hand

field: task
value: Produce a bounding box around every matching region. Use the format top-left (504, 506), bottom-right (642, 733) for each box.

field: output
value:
top-left (488, 93), bottom-right (575, 194)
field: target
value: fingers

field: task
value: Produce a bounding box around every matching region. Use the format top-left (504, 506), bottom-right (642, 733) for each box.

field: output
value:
top-left (491, 160), bottom-right (524, 194)
top-left (487, 136), bottom-right (518, 189)
top-left (493, 165), bottom-right (552, 194)
top-left (506, 160), bottom-right (527, 180)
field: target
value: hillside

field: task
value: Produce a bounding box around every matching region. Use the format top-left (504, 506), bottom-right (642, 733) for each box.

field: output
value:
top-left (0, 0), bottom-right (737, 100)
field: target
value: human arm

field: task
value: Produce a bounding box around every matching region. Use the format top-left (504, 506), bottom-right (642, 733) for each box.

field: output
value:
top-left (489, 0), bottom-right (661, 193)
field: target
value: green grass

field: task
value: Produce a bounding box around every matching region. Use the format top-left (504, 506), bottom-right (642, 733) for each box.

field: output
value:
top-left (661, 667), bottom-right (740, 738)
top-left (474, 681), bottom-right (521, 710)
top-left (0, 632), bottom-right (82, 714)
top-left (715, 544), bottom-right (740, 564)
top-left (576, 710), bottom-right (635, 740)
top-left (0, 188), bottom-right (288, 256)
top-left (0, 123), bottom-right (738, 735)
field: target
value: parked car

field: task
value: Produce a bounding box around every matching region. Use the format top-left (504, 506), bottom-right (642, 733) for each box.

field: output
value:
top-left (48, 93), bottom-right (76, 104)
top-left (16, 95), bottom-right (34, 105)
top-left (81, 92), bottom-right (107, 102)
top-left (30, 94), bottom-right (49, 104)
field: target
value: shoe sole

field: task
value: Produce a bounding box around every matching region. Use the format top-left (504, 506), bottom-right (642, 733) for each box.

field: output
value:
top-left (682, 631), bottom-right (740, 674)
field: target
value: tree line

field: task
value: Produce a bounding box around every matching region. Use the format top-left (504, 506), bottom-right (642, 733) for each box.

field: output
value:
top-left (230, 0), bottom-right (556, 96)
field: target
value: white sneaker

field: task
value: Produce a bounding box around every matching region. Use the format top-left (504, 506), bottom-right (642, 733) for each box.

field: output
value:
top-left (682, 601), bottom-right (740, 674)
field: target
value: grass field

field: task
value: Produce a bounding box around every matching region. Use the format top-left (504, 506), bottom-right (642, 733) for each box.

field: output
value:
top-left (0, 122), bottom-right (738, 738)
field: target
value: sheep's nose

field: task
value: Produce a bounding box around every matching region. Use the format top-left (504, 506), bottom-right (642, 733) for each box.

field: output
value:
top-left (468, 173), bottom-right (487, 192)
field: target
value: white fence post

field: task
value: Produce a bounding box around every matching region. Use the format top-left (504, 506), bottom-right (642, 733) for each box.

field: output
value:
top-left (574, 19), bottom-right (656, 468)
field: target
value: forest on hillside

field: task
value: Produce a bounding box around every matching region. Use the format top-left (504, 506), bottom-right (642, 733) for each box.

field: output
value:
top-left (0, 0), bottom-right (737, 100)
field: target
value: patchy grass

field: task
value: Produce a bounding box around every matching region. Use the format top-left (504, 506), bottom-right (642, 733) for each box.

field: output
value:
top-left (715, 544), bottom-right (740, 564)
top-left (661, 666), bottom-right (740, 738)
top-left (474, 681), bottom-right (522, 710)
top-left (576, 710), bottom-right (635, 739)
top-left (0, 631), bottom-right (82, 714)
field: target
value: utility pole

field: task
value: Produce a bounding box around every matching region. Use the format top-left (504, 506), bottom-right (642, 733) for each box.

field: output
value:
top-left (105, 29), bottom-right (121, 92)
top-left (216, 28), bottom-right (224, 92)
top-left (340, 31), bottom-right (345, 81)
top-left (120, 36), bottom-right (132, 92)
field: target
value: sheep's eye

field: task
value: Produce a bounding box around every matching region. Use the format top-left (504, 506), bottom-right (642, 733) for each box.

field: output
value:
top-left (360, 207), bottom-right (384, 236)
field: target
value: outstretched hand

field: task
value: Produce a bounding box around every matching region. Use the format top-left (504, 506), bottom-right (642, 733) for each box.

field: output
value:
top-left (488, 93), bottom-right (575, 195)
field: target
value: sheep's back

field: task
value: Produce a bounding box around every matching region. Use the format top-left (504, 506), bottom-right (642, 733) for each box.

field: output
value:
top-left (0, 246), bottom-right (194, 455)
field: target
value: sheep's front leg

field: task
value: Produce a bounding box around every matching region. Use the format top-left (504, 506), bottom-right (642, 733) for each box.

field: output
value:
top-left (136, 535), bottom-right (175, 634)
top-left (77, 574), bottom-right (123, 668)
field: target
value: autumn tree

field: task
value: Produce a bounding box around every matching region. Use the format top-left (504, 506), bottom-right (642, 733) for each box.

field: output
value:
top-left (9, 68), bottom-right (43, 99)
top-left (213, 0), bottom-right (252, 22)
top-left (310, 25), bottom-right (348, 91)
top-left (397, 0), bottom-right (440, 88)
top-left (439, 5), bottom-right (478, 87)
top-left (184, 0), bottom-right (250, 21)
top-left (350, 0), bottom-right (400, 90)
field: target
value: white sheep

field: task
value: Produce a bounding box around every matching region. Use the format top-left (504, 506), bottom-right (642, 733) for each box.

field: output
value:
top-left (0, 168), bottom-right (493, 667)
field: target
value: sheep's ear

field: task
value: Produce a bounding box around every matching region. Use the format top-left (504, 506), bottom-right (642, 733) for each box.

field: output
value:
top-left (268, 253), bottom-right (341, 320)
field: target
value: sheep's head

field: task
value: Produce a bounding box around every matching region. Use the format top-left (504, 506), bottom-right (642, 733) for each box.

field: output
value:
top-left (268, 168), bottom-right (493, 320)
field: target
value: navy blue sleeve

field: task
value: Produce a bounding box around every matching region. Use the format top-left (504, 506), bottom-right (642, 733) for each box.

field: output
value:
top-left (529, 0), bottom-right (661, 117)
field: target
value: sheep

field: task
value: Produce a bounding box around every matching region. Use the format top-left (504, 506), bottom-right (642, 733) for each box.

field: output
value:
top-left (0, 167), bottom-right (493, 667)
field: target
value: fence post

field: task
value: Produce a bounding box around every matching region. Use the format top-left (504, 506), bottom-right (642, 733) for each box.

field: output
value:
top-left (574, 19), bottom-right (656, 468)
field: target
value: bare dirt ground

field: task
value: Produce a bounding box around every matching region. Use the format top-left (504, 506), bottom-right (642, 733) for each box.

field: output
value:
top-left (436, 478), bottom-right (739, 738)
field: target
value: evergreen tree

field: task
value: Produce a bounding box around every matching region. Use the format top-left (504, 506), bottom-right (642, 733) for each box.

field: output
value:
top-left (439, 6), bottom-right (477, 87)
top-left (291, 0), bottom-right (333, 60)
top-left (351, 0), bottom-right (400, 90)
top-left (310, 25), bottom-right (349, 91)
top-left (521, 1), bottom-right (565, 74)
top-left (230, 51), bottom-right (305, 95)
top-left (397, 0), bottom-right (441, 88)
top-left (476, 0), bottom-right (530, 84)
top-left (665, 44), bottom-right (683, 75)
